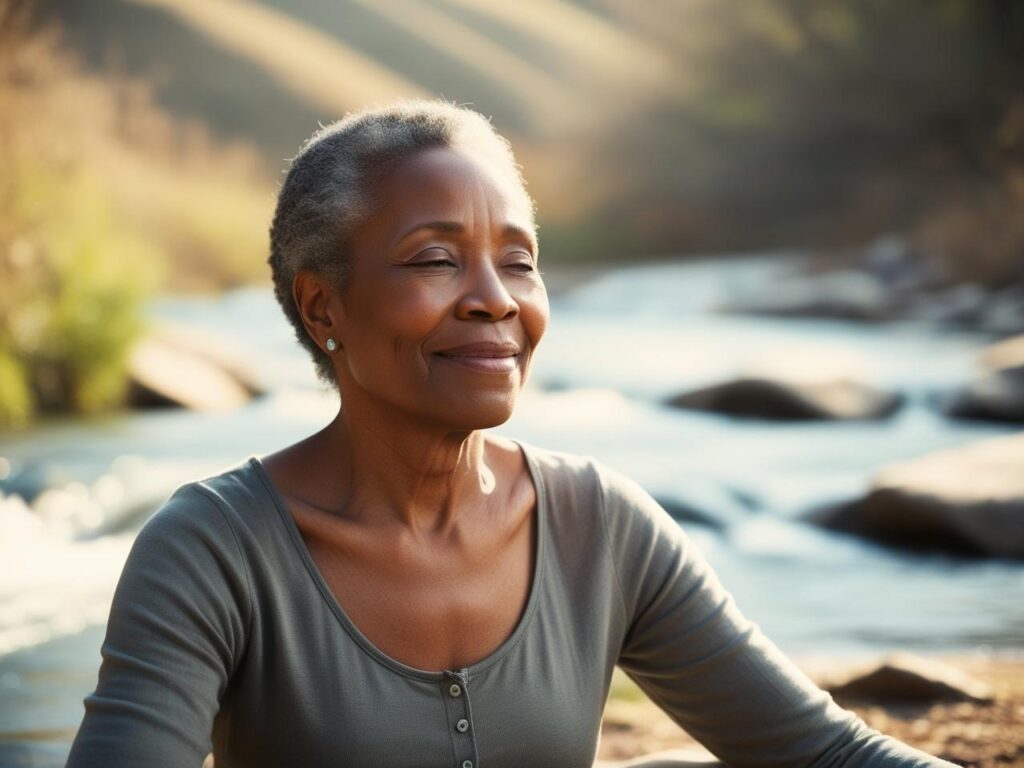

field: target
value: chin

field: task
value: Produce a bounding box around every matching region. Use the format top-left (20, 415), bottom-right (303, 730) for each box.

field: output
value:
top-left (439, 397), bottom-right (517, 431)
top-left (476, 412), bottom-right (514, 430)
top-left (461, 409), bottom-right (515, 431)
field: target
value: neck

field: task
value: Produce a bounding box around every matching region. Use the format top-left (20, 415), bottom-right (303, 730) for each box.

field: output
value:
top-left (315, 402), bottom-right (500, 534)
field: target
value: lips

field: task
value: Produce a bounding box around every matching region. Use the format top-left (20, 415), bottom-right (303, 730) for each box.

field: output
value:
top-left (434, 341), bottom-right (522, 373)
top-left (436, 341), bottom-right (521, 357)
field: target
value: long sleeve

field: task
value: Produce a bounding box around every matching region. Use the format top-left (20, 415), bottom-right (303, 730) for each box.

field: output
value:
top-left (67, 484), bottom-right (252, 767)
top-left (597, 463), bottom-right (958, 768)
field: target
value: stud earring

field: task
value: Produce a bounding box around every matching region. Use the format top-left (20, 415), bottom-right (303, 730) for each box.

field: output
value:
top-left (326, 338), bottom-right (338, 352)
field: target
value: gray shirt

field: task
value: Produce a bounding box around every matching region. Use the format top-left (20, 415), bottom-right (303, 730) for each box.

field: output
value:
top-left (67, 440), bottom-right (956, 767)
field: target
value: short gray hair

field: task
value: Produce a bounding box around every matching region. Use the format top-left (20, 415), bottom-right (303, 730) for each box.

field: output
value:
top-left (268, 98), bottom-right (536, 390)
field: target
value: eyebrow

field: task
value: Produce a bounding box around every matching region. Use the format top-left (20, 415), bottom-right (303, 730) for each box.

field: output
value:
top-left (396, 221), bottom-right (538, 251)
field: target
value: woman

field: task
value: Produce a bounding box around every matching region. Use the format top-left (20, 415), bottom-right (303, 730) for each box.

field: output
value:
top-left (67, 100), bottom-right (955, 768)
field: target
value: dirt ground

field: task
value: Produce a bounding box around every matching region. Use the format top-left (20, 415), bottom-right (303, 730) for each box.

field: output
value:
top-left (598, 654), bottom-right (1024, 767)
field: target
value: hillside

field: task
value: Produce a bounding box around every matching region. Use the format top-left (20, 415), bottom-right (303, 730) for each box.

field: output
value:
top-left (29, 0), bottom-right (669, 216)
top-left (24, 0), bottom-right (1024, 280)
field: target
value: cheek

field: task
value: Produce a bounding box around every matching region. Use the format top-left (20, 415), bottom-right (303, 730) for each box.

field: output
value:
top-left (348, 286), bottom-right (450, 371)
top-left (522, 287), bottom-right (550, 348)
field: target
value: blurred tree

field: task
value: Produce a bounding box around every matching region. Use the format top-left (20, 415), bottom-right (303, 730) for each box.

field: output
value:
top-left (585, 0), bottom-right (1024, 283)
top-left (0, 4), bottom-right (161, 426)
top-left (0, 0), bottom-right (278, 427)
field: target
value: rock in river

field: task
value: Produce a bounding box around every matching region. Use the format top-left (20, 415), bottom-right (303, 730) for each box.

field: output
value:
top-left (127, 335), bottom-right (252, 412)
top-left (125, 322), bottom-right (268, 411)
top-left (942, 334), bottom-right (1024, 423)
top-left (666, 376), bottom-right (903, 421)
top-left (979, 334), bottom-right (1024, 371)
top-left (807, 432), bottom-right (1024, 558)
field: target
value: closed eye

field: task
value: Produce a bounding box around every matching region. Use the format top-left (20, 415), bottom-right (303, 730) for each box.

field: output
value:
top-left (409, 247), bottom-right (456, 268)
top-left (505, 251), bottom-right (538, 273)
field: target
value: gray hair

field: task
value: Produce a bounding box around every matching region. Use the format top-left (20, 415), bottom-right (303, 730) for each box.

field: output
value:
top-left (267, 98), bottom-right (536, 390)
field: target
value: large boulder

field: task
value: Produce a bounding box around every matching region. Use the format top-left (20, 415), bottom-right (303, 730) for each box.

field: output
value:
top-left (807, 432), bottom-right (1024, 558)
top-left (667, 376), bottom-right (903, 421)
top-left (127, 335), bottom-right (252, 411)
top-left (825, 653), bottom-right (993, 704)
top-left (942, 334), bottom-right (1024, 423)
top-left (942, 367), bottom-right (1024, 423)
top-left (146, 323), bottom-right (267, 397)
top-left (979, 334), bottom-right (1024, 371)
top-left (126, 322), bottom-right (268, 411)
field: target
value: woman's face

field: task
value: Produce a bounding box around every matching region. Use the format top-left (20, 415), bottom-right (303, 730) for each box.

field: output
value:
top-left (330, 144), bottom-right (549, 430)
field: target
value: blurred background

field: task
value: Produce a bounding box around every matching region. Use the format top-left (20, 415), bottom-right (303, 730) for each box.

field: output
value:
top-left (1, 0), bottom-right (1023, 765)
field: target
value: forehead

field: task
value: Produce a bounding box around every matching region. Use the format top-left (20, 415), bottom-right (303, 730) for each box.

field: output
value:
top-left (364, 146), bottom-right (534, 247)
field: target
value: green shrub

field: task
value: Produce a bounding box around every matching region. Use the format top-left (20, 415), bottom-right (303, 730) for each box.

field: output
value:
top-left (0, 8), bottom-right (165, 426)
top-left (0, 347), bottom-right (32, 428)
top-left (1, 159), bottom-right (164, 424)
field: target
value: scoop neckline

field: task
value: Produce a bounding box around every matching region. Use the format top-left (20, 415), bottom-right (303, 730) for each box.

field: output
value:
top-left (248, 437), bottom-right (548, 683)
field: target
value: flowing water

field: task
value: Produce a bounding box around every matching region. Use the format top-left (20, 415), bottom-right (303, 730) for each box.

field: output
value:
top-left (1, 252), bottom-right (1022, 764)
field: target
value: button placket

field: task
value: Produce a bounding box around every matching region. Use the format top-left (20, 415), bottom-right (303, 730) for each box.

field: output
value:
top-left (441, 669), bottom-right (479, 768)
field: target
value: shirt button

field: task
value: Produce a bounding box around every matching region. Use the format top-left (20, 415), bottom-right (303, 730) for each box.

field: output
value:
top-left (449, 683), bottom-right (462, 697)
top-left (456, 718), bottom-right (470, 733)
top-left (462, 761), bottom-right (473, 768)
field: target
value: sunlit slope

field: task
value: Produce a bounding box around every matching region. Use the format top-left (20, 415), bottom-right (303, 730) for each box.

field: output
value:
top-left (353, 0), bottom-right (583, 131)
top-left (439, 0), bottom-right (676, 96)
top-left (32, 0), bottom-right (328, 161)
top-left (130, 0), bottom-right (428, 113)
top-left (27, 0), bottom-right (695, 255)
top-left (262, 0), bottom-right (563, 137)
top-left (33, 0), bottom-right (677, 154)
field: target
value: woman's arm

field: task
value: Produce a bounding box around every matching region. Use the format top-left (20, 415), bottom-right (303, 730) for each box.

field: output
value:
top-left (596, 464), bottom-right (958, 768)
top-left (66, 485), bottom-right (251, 767)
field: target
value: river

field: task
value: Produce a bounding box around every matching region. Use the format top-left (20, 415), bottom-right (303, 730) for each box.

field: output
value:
top-left (1, 252), bottom-right (1021, 765)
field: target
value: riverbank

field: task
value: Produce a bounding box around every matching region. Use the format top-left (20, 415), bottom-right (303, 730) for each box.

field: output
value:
top-left (598, 653), bottom-right (1024, 766)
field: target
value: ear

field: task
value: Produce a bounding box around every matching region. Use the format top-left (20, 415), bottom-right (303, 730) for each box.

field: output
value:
top-left (293, 269), bottom-right (346, 353)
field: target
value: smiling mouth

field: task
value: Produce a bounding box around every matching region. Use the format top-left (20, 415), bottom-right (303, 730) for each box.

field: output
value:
top-left (434, 352), bottom-right (520, 373)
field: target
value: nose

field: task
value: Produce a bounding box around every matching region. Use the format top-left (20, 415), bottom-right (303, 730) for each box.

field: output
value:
top-left (455, 261), bottom-right (519, 321)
